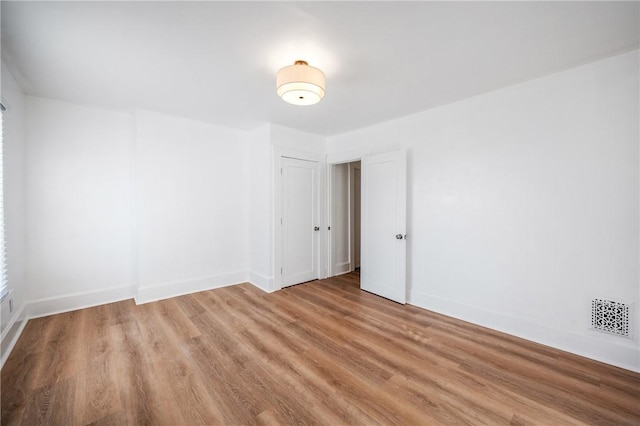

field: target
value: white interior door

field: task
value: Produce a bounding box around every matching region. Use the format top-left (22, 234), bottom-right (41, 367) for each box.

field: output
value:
top-left (281, 157), bottom-right (319, 287)
top-left (361, 150), bottom-right (407, 303)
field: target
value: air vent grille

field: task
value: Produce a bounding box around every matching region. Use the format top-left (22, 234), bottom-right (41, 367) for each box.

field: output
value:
top-left (591, 299), bottom-right (629, 337)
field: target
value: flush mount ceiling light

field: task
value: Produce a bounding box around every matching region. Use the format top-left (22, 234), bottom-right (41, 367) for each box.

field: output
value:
top-left (276, 60), bottom-right (326, 106)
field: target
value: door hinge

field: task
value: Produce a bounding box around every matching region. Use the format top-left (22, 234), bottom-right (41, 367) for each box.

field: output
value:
top-left (280, 168), bottom-right (283, 175)
top-left (281, 217), bottom-right (283, 225)
top-left (280, 267), bottom-right (283, 275)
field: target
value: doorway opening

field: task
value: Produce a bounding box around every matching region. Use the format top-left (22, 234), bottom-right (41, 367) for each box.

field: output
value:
top-left (327, 150), bottom-right (407, 304)
top-left (329, 161), bottom-right (362, 287)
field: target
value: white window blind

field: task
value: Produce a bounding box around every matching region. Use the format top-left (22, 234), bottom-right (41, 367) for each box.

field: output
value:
top-left (0, 102), bottom-right (7, 302)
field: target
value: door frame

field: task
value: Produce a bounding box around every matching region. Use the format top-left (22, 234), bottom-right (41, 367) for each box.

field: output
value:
top-left (327, 161), bottom-right (361, 277)
top-left (326, 150), bottom-right (370, 278)
top-left (350, 161), bottom-right (361, 271)
top-left (274, 147), bottom-right (326, 290)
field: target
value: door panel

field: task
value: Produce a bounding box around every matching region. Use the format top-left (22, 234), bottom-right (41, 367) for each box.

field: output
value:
top-left (361, 150), bottom-right (407, 303)
top-left (282, 157), bottom-right (318, 287)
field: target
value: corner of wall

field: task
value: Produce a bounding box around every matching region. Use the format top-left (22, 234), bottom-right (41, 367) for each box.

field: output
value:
top-left (135, 271), bottom-right (248, 305)
top-left (0, 302), bottom-right (27, 369)
top-left (1, 62), bottom-right (28, 370)
top-left (248, 271), bottom-right (275, 293)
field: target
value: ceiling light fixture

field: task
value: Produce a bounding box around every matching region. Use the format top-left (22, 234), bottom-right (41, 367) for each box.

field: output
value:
top-left (276, 60), bottom-right (325, 106)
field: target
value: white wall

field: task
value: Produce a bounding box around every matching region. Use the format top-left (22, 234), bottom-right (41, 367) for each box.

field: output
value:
top-left (271, 124), bottom-right (326, 154)
top-left (327, 50), bottom-right (640, 372)
top-left (135, 111), bottom-right (249, 303)
top-left (248, 124), bottom-right (273, 291)
top-left (25, 97), bottom-right (135, 314)
top-left (19, 100), bottom-right (252, 310)
top-left (1, 64), bottom-right (28, 364)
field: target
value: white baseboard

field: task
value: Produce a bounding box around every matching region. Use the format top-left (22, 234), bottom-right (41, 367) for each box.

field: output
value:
top-left (1, 303), bottom-right (27, 369)
top-left (409, 291), bottom-right (640, 373)
top-left (333, 262), bottom-right (351, 276)
top-left (135, 270), bottom-right (248, 304)
top-left (2, 272), bottom-right (249, 366)
top-left (2, 286), bottom-right (135, 369)
top-left (27, 285), bottom-right (136, 319)
top-left (248, 271), bottom-right (275, 293)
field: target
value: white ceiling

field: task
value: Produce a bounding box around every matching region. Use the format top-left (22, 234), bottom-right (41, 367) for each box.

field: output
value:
top-left (2, 1), bottom-right (639, 136)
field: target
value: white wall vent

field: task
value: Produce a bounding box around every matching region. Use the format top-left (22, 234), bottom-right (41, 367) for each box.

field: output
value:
top-left (591, 299), bottom-right (629, 337)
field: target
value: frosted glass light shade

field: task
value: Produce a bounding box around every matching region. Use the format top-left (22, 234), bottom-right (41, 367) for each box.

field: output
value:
top-left (276, 60), bottom-right (325, 106)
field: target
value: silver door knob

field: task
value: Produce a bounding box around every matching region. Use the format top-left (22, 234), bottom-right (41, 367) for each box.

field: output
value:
top-left (395, 234), bottom-right (404, 239)
top-left (314, 226), bottom-right (320, 231)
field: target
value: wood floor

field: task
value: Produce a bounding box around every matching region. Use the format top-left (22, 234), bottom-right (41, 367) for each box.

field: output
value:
top-left (2, 272), bottom-right (639, 425)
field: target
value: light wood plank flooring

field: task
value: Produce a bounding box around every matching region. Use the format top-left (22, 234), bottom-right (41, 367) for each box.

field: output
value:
top-left (2, 272), bottom-right (639, 425)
